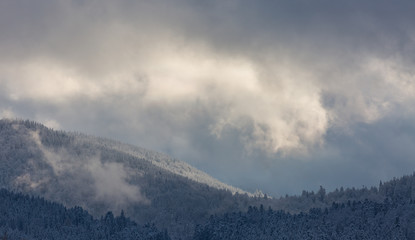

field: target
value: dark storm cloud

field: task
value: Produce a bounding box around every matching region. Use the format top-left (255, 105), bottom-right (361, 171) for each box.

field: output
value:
top-left (1, 0), bottom-right (415, 196)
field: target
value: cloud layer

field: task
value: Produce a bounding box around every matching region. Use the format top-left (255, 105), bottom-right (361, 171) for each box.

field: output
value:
top-left (2, 0), bottom-right (415, 195)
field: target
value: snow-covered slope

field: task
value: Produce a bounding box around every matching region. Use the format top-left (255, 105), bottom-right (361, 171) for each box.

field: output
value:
top-left (0, 119), bottom-right (259, 239)
top-left (75, 133), bottom-right (251, 196)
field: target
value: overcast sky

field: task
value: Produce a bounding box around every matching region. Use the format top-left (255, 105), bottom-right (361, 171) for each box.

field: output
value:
top-left (2, 0), bottom-right (415, 196)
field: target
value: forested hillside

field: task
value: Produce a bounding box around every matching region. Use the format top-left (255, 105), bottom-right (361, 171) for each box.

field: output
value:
top-left (194, 198), bottom-right (415, 239)
top-left (194, 174), bottom-right (415, 239)
top-left (0, 188), bottom-right (169, 240)
top-left (0, 119), bottom-right (265, 239)
top-left (267, 172), bottom-right (415, 214)
top-left (192, 172), bottom-right (415, 239)
top-left (1, 119), bottom-right (415, 239)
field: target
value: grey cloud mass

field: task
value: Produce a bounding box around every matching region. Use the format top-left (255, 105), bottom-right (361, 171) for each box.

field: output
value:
top-left (1, 0), bottom-right (415, 196)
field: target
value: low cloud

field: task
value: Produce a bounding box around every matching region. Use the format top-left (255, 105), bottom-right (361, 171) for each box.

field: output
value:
top-left (86, 157), bottom-right (149, 209)
top-left (21, 130), bottom-right (148, 212)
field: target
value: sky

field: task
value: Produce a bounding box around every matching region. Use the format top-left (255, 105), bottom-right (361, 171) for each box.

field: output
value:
top-left (1, 0), bottom-right (415, 196)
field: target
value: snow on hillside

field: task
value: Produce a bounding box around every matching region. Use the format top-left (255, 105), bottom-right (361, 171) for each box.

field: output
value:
top-left (0, 119), bottom-right (265, 239)
top-left (72, 133), bottom-right (254, 196)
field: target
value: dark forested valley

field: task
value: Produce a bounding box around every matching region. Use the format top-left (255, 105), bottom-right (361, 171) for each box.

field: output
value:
top-left (0, 189), bottom-right (169, 240)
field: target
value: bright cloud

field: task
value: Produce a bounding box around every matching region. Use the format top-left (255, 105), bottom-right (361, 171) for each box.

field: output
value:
top-left (0, 36), bottom-right (330, 154)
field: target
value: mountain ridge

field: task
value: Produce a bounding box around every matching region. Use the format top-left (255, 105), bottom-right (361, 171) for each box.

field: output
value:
top-left (70, 131), bottom-right (253, 196)
top-left (0, 118), bottom-right (262, 239)
top-left (2, 118), bottom-right (415, 239)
